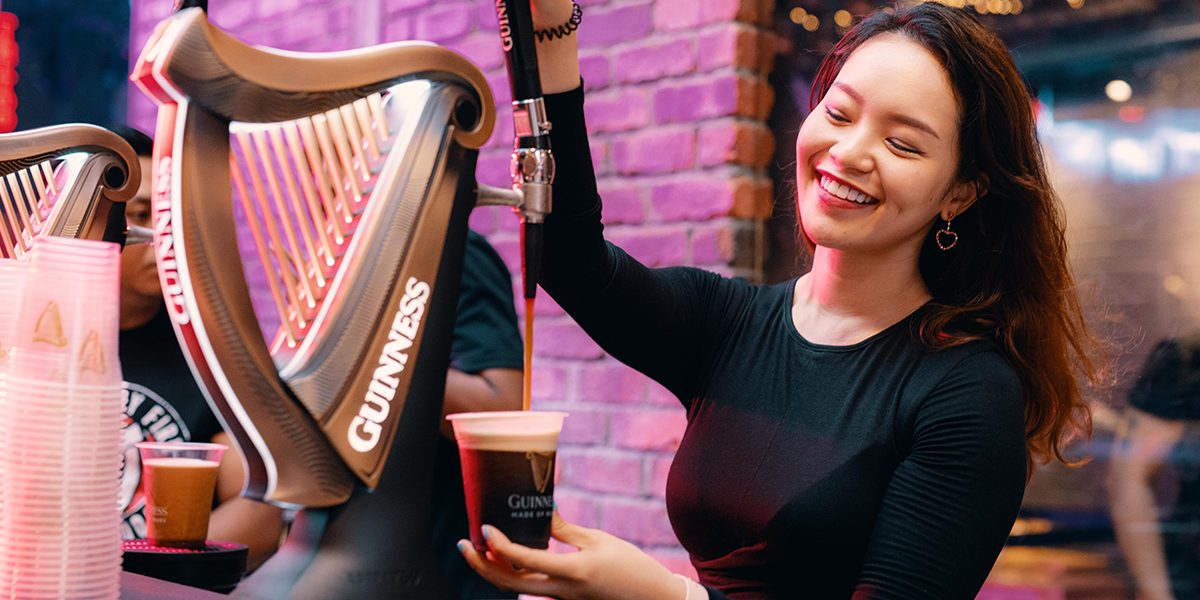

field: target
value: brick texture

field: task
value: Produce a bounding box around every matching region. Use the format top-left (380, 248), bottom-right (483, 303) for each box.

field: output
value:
top-left (413, 2), bottom-right (472, 42)
top-left (606, 227), bottom-right (689, 267)
top-left (597, 182), bottom-right (646, 224)
top-left (698, 120), bottom-right (775, 167)
top-left (584, 89), bottom-right (651, 134)
top-left (613, 37), bottom-right (694, 84)
top-left (697, 24), bottom-right (768, 73)
top-left (577, 3), bottom-right (653, 49)
top-left (579, 52), bottom-right (612, 90)
top-left (611, 127), bottom-right (696, 175)
top-left (128, 0), bottom-right (777, 575)
top-left (601, 499), bottom-right (679, 545)
top-left (562, 449), bottom-right (643, 495)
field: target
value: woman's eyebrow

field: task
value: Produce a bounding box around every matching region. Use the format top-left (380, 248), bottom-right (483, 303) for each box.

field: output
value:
top-left (888, 113), bottom-right (940, 140)
top-left (831, 82), bottom-right (941, 141)
top-left (831, 82), bottom-right (865, 104)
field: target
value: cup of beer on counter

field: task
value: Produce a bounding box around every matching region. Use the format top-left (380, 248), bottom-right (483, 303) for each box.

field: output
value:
top-left (135, 441), bottom-right (226, 549)
top-left (447, 411), bottom-right (568, 551)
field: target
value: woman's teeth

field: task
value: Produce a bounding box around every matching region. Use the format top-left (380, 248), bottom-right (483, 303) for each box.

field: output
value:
top-left (820, 176), bottom-right (877, 205)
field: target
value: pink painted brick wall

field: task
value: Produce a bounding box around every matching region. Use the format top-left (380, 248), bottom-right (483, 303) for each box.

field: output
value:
top-left (128, 0), bottom-right (776, 576)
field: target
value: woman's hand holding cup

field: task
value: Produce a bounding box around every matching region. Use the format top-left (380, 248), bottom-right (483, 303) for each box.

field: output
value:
top-left (458, 512), bottom-right (688, 600)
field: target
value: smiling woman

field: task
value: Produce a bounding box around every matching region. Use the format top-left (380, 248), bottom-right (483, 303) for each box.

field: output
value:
top-left (805, 7), bottom-right (1106, 474)
top-left (457, 2), bottom-right (1107, 599)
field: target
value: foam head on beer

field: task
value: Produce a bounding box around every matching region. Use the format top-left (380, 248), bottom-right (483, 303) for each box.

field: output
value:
top-left (447, 411), bottom-right (567, 551)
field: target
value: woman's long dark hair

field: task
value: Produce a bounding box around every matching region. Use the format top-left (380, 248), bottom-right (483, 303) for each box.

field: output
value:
top-left (807, 3), bottom-right (1105, 473)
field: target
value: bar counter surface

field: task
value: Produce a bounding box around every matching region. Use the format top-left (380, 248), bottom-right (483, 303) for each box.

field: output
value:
top-left (119, 572), bottom-right (225, 600)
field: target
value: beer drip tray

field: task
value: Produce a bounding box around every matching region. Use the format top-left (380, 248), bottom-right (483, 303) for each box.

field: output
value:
top-left (122, 540), bottom-right (248, 594)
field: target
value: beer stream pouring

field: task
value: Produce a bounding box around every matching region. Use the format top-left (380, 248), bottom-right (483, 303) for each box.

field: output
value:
top-left (483, 0), bottom-right (554, 412)
top-left (128, 0), bottom-right (549, 597)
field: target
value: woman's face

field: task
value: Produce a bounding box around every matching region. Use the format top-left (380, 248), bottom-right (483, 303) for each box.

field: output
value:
top-left (796, 33), bottom-right (972, 256)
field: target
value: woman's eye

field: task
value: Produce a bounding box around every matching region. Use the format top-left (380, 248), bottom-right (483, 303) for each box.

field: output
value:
top-left (824, 107), bottom-right (850, 123)
top-left (888, 139), bottom-right (921, 155)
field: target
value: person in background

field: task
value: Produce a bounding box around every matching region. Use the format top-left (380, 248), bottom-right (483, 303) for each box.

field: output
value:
top-left (113, 126), bottom-right (525, 597)
top-left (1109, 332), bottom-right (1200, 600)
top-left (433, 228), bottom-right (524, 600)
top-left (114, 126), bottom-right (287, 571)
top-left (459, 1), bottom-right (1107, 598)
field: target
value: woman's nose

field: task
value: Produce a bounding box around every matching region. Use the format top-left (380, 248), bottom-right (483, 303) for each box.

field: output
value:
top-left (828, 129), bottom-right (874, 174)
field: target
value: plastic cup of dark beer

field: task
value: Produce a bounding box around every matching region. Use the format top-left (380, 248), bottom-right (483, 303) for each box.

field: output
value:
top-left (447, 411), bottom-right (567, 552)
top-left (135, 441), bottom-right (227, 549)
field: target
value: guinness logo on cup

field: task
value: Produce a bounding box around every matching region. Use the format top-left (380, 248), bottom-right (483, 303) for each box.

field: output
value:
top-left (527, 450), bottom-right (554, 494)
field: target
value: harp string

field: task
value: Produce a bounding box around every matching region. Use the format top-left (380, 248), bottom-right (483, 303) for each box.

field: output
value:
top-left (5, 174), bottom-right (36, 241)
top-left (0, 159), bottom-right (73, 259)
top-left (267, 127), bottom-right (327, 296)
top-left (229, 91), bottom-right (394, 349)
top-left (230, 153), bottom-right (299, 346)
top-left (248, 128), bottom-right (319, 315)
top-left (16, 170), bottom-right (43, 230)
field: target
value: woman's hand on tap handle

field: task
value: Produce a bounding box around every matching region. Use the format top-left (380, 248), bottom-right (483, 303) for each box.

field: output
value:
top-left (459, 513), bottom-right (689, 600)
top-left (527, 0), bottom-right (581, 94)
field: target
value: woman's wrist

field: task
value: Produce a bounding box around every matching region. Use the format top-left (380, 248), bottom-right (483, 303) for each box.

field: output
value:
top-left (531, 0), bottom-right (581, 94)
top-left (534, 36), bottom-right (580, 94)
top-left (674, 574), bottom-right (707, 600)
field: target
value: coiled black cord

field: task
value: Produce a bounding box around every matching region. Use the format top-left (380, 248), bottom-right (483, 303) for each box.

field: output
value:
top-left (534, 3), bottom-right (583, 42)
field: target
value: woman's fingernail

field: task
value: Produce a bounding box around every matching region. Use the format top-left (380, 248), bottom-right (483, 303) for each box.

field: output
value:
top-left (482, 525), bottom-right (491, 540)
top-left (457, 541), bottom-right (467, 553)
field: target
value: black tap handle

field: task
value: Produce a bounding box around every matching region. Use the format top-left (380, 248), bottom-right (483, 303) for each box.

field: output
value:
top-left (521, 222), bottom-right (543, 299)
top-left (174, 0), bottom-right (207, 11)
top-left (497, 0), bottom-right (542, 102)
top-left (498, 0), bottom-right (551, 300)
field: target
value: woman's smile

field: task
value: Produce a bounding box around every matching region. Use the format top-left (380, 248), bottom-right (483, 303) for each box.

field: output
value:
top-left (817, 172), bottom-right (879, 208)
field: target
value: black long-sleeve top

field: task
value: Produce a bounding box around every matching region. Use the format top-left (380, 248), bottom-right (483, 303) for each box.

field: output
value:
top-left (539, 85), bottom-right (1027, 599)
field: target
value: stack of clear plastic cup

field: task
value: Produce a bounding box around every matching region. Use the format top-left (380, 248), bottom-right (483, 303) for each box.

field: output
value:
top-left (0, 237), bottom-right (124, 600)
top-left (0, 258), bottom-right (28, 370)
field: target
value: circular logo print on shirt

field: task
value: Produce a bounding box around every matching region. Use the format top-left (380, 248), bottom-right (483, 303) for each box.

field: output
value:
top-left (120, 383), bottom-right (192, 541)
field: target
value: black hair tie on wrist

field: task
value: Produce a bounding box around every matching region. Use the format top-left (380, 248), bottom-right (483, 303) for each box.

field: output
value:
top-left (535, 2), bottom-right (583, 42)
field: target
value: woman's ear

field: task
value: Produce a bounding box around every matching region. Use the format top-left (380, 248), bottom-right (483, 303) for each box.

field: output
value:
top-left (943, 173), bottom-right (988, 220)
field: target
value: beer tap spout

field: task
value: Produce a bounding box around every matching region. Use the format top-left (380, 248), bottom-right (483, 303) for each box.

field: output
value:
top-left (125, 225), bottom-right (155, 246)
top-left (475, 184), bottom-right (522, 208)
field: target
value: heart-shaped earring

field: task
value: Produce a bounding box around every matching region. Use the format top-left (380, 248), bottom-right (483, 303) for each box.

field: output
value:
top-left (936, 213), bottom-right (958, 251)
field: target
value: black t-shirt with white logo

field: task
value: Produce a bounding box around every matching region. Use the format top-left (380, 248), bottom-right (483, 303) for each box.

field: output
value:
top-left (118, 306), bottom-right (222, 541)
